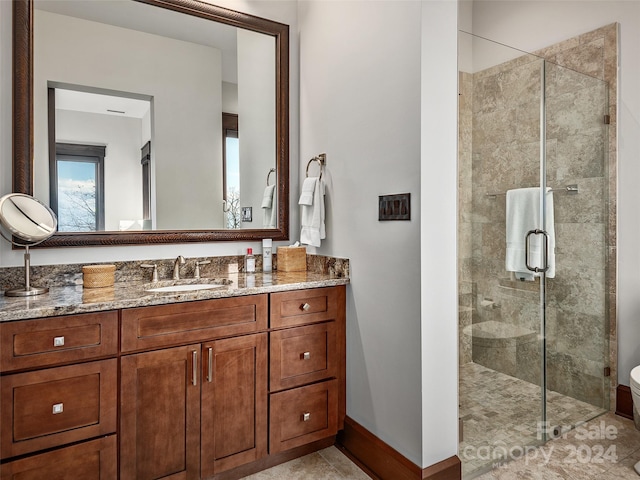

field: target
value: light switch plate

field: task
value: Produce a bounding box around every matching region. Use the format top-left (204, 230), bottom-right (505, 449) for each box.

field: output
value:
top-left (379, 193), bottom-right (410, 221)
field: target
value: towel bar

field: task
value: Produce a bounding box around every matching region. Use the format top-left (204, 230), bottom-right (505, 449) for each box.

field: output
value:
top-left (267, 168), bottom-right (275, 186)
top-left (486, 184), bottom-right (578, 198)
top-left (306, 153), bottom-right (326, 180)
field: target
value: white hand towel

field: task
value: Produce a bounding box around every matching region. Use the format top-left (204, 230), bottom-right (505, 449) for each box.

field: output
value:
top-left (262, 185), bottom-right (277, 228)
top-left (505, 187), bottom-right (555, 279)
top-left (263, 203), bottom-right (277, 228)
top-left (300, 177), bottom-right (325, 247)
top-left (298, 177), bottom-right (316, 206)
top-left (262, 184), bottom-right (275, 208)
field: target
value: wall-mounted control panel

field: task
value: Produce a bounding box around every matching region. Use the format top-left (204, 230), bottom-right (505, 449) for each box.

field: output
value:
top-left (378, 193), bottom-right (411, 221)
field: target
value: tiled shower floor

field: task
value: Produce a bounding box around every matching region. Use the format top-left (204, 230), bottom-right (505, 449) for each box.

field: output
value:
top-left (460, 362), bottom-right (606, 478)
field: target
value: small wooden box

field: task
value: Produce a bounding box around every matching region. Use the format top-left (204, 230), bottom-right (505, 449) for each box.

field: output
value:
top-left (276, 246), bottom-right (307, 272)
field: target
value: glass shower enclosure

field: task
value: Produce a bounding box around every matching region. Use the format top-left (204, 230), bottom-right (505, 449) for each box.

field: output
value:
top-left (457, 31), bottom-right (610, 478)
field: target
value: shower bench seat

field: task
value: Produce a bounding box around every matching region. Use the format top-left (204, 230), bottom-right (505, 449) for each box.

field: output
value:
top-left (463, 320), bottom-right (538, 380)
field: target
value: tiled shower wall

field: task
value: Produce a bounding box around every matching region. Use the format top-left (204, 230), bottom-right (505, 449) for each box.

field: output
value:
top-left (458, 24), bottom-right (617, 409)
top-left (458, 70), bottom-right (473, 366)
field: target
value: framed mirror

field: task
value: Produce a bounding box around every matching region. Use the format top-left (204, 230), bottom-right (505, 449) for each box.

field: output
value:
top-left (13, 0), bottom-right (289, 247)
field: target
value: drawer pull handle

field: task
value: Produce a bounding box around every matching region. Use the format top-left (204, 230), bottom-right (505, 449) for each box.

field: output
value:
top-left (192, 350), bottom-right (198, 386)
top-left (301, 352), bottom-right (311, 360)
top-left (52, 403), bottom-right (64, 415)
top-left (302, 412), bottom-right (311, 422)
top-left (207, 347), bottom-right (213, 383)
top-left (300, 303), bottom-right (311, 311)
top-left (53, 336), bottom-right (65, 347)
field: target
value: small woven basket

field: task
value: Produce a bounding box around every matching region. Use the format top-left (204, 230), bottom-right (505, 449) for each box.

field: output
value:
top-left (82, 264), bottom-right (116, 288)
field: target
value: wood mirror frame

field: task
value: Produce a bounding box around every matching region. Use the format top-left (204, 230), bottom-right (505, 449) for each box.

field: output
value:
top-left (12, 0), bottom-right (289, 247)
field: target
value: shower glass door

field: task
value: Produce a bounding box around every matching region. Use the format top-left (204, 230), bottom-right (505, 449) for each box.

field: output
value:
top-left (543, 61), bottom-right (610, 435)
top-left (457, 31), bottom-right (609, 479)
top-left (458, 31), bottom-right (547, 478)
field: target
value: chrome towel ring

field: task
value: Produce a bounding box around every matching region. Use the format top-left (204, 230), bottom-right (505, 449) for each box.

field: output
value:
top-left (267, 168), bottom-right (276, 186)
top-left (305, 153), bottom-right (326, 180)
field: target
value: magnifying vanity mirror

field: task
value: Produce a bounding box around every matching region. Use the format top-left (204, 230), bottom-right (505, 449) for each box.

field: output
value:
top-left (0, 193), bottom-right (57, 295)
top-left (13, 0), bottom-right (289, 247)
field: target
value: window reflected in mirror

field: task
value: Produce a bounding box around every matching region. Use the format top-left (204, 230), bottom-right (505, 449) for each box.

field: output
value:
top-left (223, 113), bottom-right (240, 229)
top-left (53, 145), bottom-right (105, 232)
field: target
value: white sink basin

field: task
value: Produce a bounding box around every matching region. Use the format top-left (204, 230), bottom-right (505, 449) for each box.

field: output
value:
top-left (146, 283), bottom-right (227, 293)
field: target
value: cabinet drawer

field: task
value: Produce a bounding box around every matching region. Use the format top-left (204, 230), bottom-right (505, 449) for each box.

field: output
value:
top-left (0, 435), bottom-right (117, 480)
top-left (121, 295), bottom-right (268, 352)
top-left (0, 311), bottom-right (118, 372)
top-left (270, 322), bottom-right (337, 391)
top-left (269, 379), bottom-right (338, 454)
top-left (270, 287), bottom-right (339, 328)
top-left (1, 359), bottom-right (117, 459)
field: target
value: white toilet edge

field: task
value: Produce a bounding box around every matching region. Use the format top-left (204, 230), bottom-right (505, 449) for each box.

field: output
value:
top-left (631, 365), bottom-right (640, 392)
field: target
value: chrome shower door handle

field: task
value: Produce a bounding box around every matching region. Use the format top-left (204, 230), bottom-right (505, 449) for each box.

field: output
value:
top-left (525, 229), bottom-right (549, 273)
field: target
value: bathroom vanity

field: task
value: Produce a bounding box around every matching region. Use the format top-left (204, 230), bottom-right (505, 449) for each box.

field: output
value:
top-left (0, 272), bottom-right (347, 480)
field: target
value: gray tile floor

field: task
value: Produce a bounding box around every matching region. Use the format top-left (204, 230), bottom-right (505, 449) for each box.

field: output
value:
top-left (241, 447), bottom-right (371, 479)
top-left (459, 362), bottom-right (607, 477)
top-left (460, 362), bottom-right (629, 479)
top-left (474, 412), bottom-right (640, 479)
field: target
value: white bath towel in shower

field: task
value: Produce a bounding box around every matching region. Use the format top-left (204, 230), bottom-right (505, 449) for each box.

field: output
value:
top-left (299, 177), bottom-right (325, 247)
top-left (505, 187), bottom-right (555, 279)
top-left (262, 184), bottom-right (277, 228)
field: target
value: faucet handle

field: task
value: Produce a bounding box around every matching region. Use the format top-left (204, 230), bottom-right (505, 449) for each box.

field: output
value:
top-left (194, 260), bottom-right (211, 279)
top-left (140, 264), bottom-right (158, 282)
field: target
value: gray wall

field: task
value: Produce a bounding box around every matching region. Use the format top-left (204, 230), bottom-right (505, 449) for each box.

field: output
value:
top-left (298, 0), bottom-right (424, 464)
top-left (298, 0), bottom-right (460, 468)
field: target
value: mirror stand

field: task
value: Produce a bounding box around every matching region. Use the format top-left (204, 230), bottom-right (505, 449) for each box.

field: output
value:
top-left (5, 245), bottom-right (48, 297)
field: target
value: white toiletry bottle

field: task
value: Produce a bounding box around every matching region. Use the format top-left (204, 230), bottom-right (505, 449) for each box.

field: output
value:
top-left (245, 248), bottom-right (256, 273)
top-left (262, 239), bottom-right (272, 272)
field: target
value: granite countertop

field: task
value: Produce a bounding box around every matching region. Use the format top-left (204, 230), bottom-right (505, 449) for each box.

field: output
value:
top-left (0, 271), bottom-right (349, 323)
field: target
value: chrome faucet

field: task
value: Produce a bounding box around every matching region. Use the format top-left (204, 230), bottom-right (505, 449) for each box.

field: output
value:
top-left (173, 255), bottom-right (186, 280)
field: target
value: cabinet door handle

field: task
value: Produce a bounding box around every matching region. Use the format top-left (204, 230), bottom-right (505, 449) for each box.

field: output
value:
top-left (52, 403), bottom-right (64, 414)
top-left (192, 350), bottom-right (198, 386)
top-left (302, 412), bottom-right (311, 422)
top-left (300, 303), bottom-right (311, 311)
top-left (207, 347), bottom-right (213, 383)
top-left (301, 351), bottom-right (311, 360)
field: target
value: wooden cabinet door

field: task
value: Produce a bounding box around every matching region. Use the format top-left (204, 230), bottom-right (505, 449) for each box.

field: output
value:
top-left (201, 334), bottom-right (267, 477)
top-left (120, 345), bottom-right (201, 480)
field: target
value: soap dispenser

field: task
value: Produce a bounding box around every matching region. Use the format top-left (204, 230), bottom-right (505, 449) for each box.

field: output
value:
top-left (245, 248), bottom-right (256, 273)
top-left (262, 239), bottom-right (273, 272)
